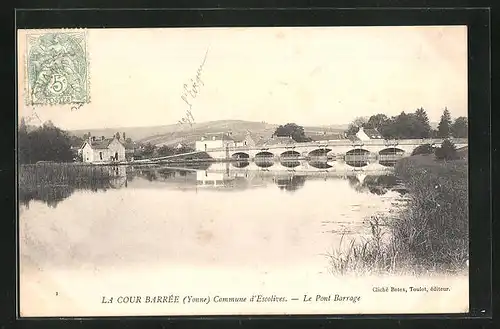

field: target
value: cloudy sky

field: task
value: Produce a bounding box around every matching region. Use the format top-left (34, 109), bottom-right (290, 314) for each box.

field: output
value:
top-left (17, 26), bottom-right (467, 130)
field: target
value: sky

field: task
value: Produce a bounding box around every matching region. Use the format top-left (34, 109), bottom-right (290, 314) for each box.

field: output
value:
top-left (17, 26), bottom-right (468, 130)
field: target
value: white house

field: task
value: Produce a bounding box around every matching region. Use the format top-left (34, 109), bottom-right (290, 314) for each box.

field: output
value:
top-left (355, 127), bottom-right (383, 141)
top-left (195, 133), bottom-right (235, 151)
top-left (80, 135), bottom-right (126, 163)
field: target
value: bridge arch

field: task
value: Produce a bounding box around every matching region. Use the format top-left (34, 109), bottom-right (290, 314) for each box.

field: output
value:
top-left (280, 150), bottom-right (301, 159)
top-left (255, 151), bottom-right (275, 159)
top-left (378, 147), bottom-right (405, 155)
top-left (231, 152), bottom-right (250, 160)
top-left (308, 148), bottom-right (332, 157)
top-left (378, 147), bottom-right (405, 167)
top-left (345, 148), bottom-right (371, 167)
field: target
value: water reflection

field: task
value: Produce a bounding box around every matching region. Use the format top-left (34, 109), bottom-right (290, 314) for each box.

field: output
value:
top-left (18, 165), bottom-right (127, 208)
top-left (274, 175), bottom-right (306, 192)
top-left (255, 160), bottom-right (274, 168)
top-left (18, 160), bottom-right (407, 207)
top-left (280, 160), bottom-right (301, 168)
top-left (309, 161), bottom-right (333, 169)
top-left (379, 160), bottom-right (397, 167)
top-left (347, 174), bottom-right (402, 195)
top-left (232, 161), bottom-right (249, 168)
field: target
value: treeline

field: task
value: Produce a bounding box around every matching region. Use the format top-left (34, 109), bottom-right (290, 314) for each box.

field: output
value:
top-left (346, 108), bottom-right (468, 139)
top-left (18, 119), bottom-right (142, 164)
top-left (138, 143), bottom-right (195, 159)
top-left (18, 119), bottom-right (75, 164)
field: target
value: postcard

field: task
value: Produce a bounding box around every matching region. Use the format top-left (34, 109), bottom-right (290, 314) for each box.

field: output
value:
top-left (17, 26), bottom-right (469, 317)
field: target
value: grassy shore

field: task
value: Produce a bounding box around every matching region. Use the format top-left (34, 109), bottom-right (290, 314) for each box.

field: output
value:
top-left (18, 163), bottom-right (114, 207)
top-left (19, 163), bottom-right (113, 187)
top-left (327, 154), bottom-right (468, 276)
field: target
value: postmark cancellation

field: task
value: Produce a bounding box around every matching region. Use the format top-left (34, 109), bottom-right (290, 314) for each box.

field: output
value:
top-left (24, 31), bottom-right (90, 106)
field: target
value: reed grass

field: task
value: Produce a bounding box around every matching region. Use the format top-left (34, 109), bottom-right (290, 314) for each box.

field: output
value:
top-left (18, 163), bottom-right (114, 207)
top-left (326, 154), bottom-right (469, 276)
top-left (19, 163), bottom-right (112, 187)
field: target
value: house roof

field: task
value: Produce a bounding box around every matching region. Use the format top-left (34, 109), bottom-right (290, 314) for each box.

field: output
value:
top-left (254, 136), bottom-right (268, 146)
top-left (310, 133), bottom-right (346, 141)
top-left (361, 128), bottom-right (383, 139)
top-left (202, 133), bottom-right (235, 141)
top-left (82, 137), bottom-right (125, 150)
top-left (89, 138), bottom-right (114, 149)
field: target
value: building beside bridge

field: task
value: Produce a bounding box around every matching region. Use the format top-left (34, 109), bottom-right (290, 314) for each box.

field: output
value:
top-left (356, 127), bottom-right (384, 141)
top-left (195, 132), bottom-right (235, 152)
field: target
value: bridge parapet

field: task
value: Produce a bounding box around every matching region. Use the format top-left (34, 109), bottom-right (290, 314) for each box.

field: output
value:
top-left (203, 138), bottom-right (468, 154)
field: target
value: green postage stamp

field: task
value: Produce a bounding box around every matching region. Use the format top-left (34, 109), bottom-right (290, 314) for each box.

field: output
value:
top-left (25, 31), bottom-right (90, 106)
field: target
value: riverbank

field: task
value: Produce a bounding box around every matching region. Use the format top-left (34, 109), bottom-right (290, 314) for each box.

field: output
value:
top-left (327, 154), bottom-right (468, 276)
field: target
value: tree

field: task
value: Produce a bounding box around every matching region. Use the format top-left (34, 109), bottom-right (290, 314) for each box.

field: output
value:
top-left (437, 107), bottom-right (452, 138)
top-left (411, 144), bottom-right (434, 156)
top-left (19, 117), bottom-right (27, 133)
top-left (451, 117), bottom-right (468, 138)
top-left (18, 118), bottom-right (30, 164)
top-left (157, 145), bottom-right (174, 156)
top-left (435, 139), bottom-right (458, 160)
top-left (365, 114), bottom-right (388, 130)
top-left (378, 112), bottom-right (423, 139)
top-left (274, 123), bottom-right (311, 142)
top-left (18, 123), bottom-right (74, 164)
top-left (141, 143), bottom-right (157, 157)
top-left (115, 132), bottom-right (121, 140)
top-left (414, 107), bottom-right (432, 138)
top-left (345, 116), bottom-right (369, 136)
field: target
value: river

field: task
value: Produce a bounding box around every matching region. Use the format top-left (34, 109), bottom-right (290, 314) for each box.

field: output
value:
top-left (18, 160), bottom-right (419, 316)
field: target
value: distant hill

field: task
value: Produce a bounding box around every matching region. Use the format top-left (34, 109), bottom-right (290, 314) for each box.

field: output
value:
top-left (70, 123), bottom-right (187, 142)
top-left (70, 120), bottom-right (347, 147)
top-left (63, 119), bottom-right (441, 147)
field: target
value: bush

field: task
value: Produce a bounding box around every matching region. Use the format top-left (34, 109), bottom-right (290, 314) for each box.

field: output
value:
top-left (435, 139), bottom-right (459, 160)
top-left (411, 144), bottom-right (434, 156)
top-left (326, 155), bottom-right (468, 275)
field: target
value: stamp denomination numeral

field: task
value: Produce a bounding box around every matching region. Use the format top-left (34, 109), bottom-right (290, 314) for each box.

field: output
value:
top-left (25, 31), bottom-right (90, 106)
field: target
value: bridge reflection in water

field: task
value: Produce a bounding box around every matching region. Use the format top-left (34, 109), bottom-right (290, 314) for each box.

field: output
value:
top-left (170, 160), bottom-right (406, 195)
top-left (19, 159), bottom-right (407, 209)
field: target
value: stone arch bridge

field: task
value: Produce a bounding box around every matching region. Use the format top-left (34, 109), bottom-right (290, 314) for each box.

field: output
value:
top-left (205, 138), bottom-right (468, 163)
